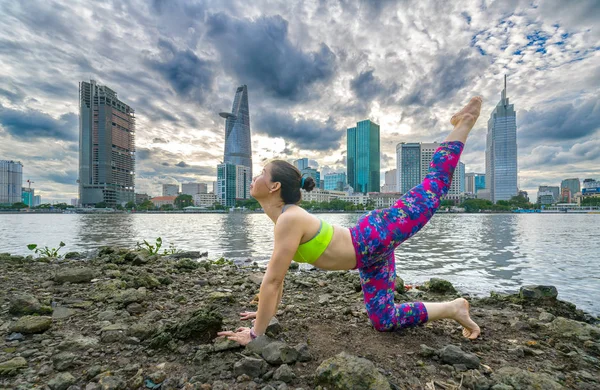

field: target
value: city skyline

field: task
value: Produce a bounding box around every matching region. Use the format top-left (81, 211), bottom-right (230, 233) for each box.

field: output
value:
top-left (0, 1), bottom-right (598, 203)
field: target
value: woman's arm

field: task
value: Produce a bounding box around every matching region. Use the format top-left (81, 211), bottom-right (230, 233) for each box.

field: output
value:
top-left (253, 215), bottom-right (302, 336)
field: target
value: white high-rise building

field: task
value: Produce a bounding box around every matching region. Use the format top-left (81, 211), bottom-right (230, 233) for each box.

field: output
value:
top-left (382, 169), bottom-right (397, 192)
top-left (181, 183), bottom-right (207, 196)
top-left (0, 160), bottom-right (23, 205)
top-left (485, 75), bottom-right (518, 203)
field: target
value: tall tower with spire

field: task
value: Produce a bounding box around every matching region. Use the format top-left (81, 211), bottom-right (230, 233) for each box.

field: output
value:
top-left (485, 75), bottom-right (518, 203)
top-left (217, 85), bottom-right (252, 206)
top-left (219, 85), bottom-right (252, 178)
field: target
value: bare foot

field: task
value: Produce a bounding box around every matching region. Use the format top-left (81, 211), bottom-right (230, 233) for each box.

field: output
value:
top-left (450, 96), bottom-right (483, 127)
top-left (453, 298), bottom-right (481, 340)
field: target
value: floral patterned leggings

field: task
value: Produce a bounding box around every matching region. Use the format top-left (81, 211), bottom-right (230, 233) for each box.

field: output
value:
top-left (349, 141), bottom-right (464, 331)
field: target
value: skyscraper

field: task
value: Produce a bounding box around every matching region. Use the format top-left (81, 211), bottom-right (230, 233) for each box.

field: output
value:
top-left (79, 80), bottom-right (135, 206)
top-left (324, 172), bottom-right (346, 191)
top-left (485, 75), bottom-right (518, 203)
top-left (181, 183), bottom-right (207, 196)
top-left (162, 184), bottom-right (179, 197)
top-left (347, 120), bottom-right (380, 193)
top-left (220, 85), bottom-right (252, 178)
top-left (294, 158), bottom-right (309, 171)
top-left (382, 169), bottom-right (397, 192)
top-left (465, 173), bottom-right (486, 194)
top-left (561, 178), bottom-right (580, 199)
top-left (0, 160), bottom-right (23, 205)
top-left (396, 143), bottom-right (420, 193)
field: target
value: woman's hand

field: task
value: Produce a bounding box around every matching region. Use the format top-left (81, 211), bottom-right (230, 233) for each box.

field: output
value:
top-left (240, 311), bottom-right (257, 321)
top-left (217, 327), bottom-right (253, 346)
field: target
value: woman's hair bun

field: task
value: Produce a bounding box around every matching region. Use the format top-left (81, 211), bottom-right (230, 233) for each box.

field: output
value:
top-left (302, 176), bottom-right (316, 192)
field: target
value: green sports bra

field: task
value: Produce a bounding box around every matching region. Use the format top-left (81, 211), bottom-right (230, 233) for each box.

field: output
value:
top-left (281, 204), bottom-right (334, 264)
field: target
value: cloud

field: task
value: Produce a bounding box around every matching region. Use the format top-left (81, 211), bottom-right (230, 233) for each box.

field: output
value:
top-left (206, 13), bottom-right (337, 100)
top-left (153, 137), bottom-right (168, 143)
top-left (146, 38), bottom-right (215, 103)
top-left (0, 105), bottom-right (77, 141)
top-left (518, 96), bottom-right (600, 146)
top-left (255, 112), bottom-right (344, 151)
top-left (175, 161), bottom-right (189, 167)
top-left (45, 169), bottom-right (78, 185)
top-left (350, 69), bottom-right (399, 102)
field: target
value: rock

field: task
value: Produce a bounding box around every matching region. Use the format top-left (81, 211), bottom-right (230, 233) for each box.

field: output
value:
top-left (9, 293), bottom-right (52, 315)
top-left (439, 345), bottom-right (480, 369)
top-left (169, 251), bottom-right (207, 259)
top-left (125, 303), bottom-right (145, 315)
top-left (9, 315), bottom-right (52, 334)
top-left (510, 320), bottom-right (530, 331)
top-left (97, 310), bottom-right (118, 322)
top-left (214, 338), bottom-right (243, 352)
top-left (175, 258), bottom-right (200, 271)
top-left (318, 294), bottom-right (332, 304)
top-left (54, 268), bottom-right (96, 284)
top-left (315, 352), bottom-right (391, 390)
top-left (127, 322), bottom-right (156, 340)
top-left (419, 344), bottom-right (437, 358)
top-left (273, 364), bottom-right (295, 383)
top-left (539, 312), bottom-right (556, 323)
top-left (53, 306), bottom-right (77, 320)
top-left (548, 317), bottom-right (600, 340)
top-left (194, 345), bottom-right (214, 362)
top-left (115, 287), bottom-right (147, 306)
top-left (233, 357), bottom-right (268, 378)
top-left (98, 375), bottom-right (126, 389)
top-left (53, 352), bottom-right (77, 371)
top-left (266, 317), bottom-right (283, 338)
top-left (492, 366), bottom-right (564, 389)
top-left (100, 324), bottom-right (128, 343)
top-left (394, 277), bottom-right (406, 294)
top-left (207, 292), bottom-right (234, 303)
top-left (0, 356), bottom-right (28, 376)
top-left (294, 343), bottom-right (313, 362)
top-left (246, 335), bottom-right (276, 355)
top-left (149, 307), bottom-right (222, 348)
top-left (5, 332), bottom-right (25, 342)
top-left (48, 372), bottom-right (77, 390)
top-left (133, 272), bottom-right (161, 289)
top-left (261, 342), bottom-right (299, 365)
top-left (149, 370), bottom-right (167, 383)
top-left (424, 278), bottom-right (457, 294)
top-left (248, 273), bottom-right (264, 285)
top-left (58, 336), bottom-right (99, 351)
top-left (519, 285), bottom-right (558, 300)
top-left (64, 251), bottom-right (81, 259)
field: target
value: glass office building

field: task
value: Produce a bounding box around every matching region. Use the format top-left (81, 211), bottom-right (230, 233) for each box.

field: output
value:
top-left (324, 172), bottom-right (346, 191)
top-left (485, 75), bottom-right (518, 203)
top-left (220, 85), bottom-right (252, 178)
top-left (396, 143), bottom-right (421, 194)
top-left (347, 120), bottom-right (380, 193)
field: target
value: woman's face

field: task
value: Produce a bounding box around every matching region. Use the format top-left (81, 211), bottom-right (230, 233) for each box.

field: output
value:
top-left (250, 164), bottom-right (274, 199)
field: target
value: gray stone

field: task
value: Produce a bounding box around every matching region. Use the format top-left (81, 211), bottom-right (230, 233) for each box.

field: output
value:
top-left (246, 335), bottom-right (276, 355)
top-left (419, 344), bottom-right (437, 358)
top-left (548, 317), bottom-right (600, 340)
top-left (490, 385), bottom-right (514, 390)
top-left (261, 342), bottom-right (298, 365)
top-left (125, 302), bottom-right (144, 315)
top-left (248, 272), bottom-right (264, 285)
top-left (519, 285), bottom-right (558, 300)
top-left (266, 317), bottom-right (283, 338)
top-left (0, 356), bottom-right (28, 376)
top-left (273, 364), bottom-right (295, 383)
top-left (115, 288), bottom-right (147, 306)
top-left (53, 307), bottom-right (77, 320)
top-left (207, 291), bottom-right (234, 303)
top-left (58, 336), bottom-right (99, 351)
top-left (214, 338), bottom-right (243, 352)
top-left (97, 310), bottom-right (117, 322)
top-left (54, 268), bottom-right (96, 284)
top-left (492, 366), bottom-right (564, 390)
top-left (126, 322), bottom-right (156, 340)
top-left (315, 352), bottom-right (391, 390)
top-left (48, 372), bottom-right (77, 390)
top-left (539, 312), bottom-right (555, 323)
top-left (9, 293), bottom-right (51, 315)
top-left (193, 344), bottom-right (214, 362)
top-left (98, 375), bottom-right (126, 389)
top-left (425, 278), bottom-right (457, 294)
top-left (294, 343), bottom-right (313, 362)
top-left (439, 345), bottom-right (480, 369)
top-left (9, 315), bottom-right (52, 334)
top-left (233, 357), bottom-right (268, 378)
top-left (53, 352), bottom-right (77, 371)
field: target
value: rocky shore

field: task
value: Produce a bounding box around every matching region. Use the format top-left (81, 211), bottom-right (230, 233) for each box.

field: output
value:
top-left (1, 248), bottom-right (599, 390)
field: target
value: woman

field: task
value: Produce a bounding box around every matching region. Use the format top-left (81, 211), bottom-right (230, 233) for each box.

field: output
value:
top-left (218, 97), bottom-right (483, 345)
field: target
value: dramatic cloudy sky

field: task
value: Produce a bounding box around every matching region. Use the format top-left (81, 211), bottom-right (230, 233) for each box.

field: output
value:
top-left (0, 0), bottom-right (598, 203)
